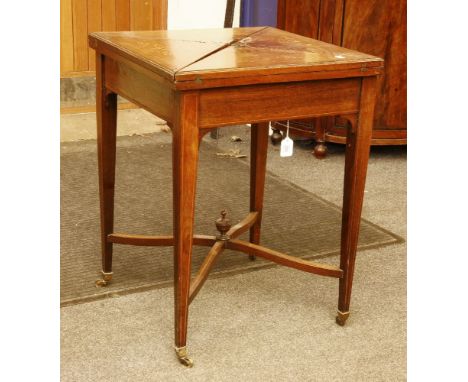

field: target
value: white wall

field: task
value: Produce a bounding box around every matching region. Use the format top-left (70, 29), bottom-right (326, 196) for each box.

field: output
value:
top-left (168, 0), bottom-right (240, 30)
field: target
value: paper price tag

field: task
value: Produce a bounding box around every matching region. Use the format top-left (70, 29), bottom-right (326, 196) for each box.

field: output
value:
top-left (280, 136), bottom-right (294, 157)
top-left (280, 120), bottom-right (294, 157)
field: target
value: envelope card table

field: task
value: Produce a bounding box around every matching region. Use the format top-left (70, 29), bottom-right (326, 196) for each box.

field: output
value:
top-left (89, 26), bottom-right (383, 367)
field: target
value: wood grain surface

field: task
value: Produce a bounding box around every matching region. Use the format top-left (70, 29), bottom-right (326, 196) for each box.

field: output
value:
top-left (89, 27), bottom-right (383, 88)
top-left (341, 0), bottom-right (406, 130)
top-left (61, 0), bottom-right (74, 73)
top-left (61, 0), bottom-right (168, 76)
top-left (89, 27), bottom-right (266, 81)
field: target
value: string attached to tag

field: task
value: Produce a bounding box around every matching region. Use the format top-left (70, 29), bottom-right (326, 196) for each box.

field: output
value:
top-left (280, 120), bottom-right (294, 157)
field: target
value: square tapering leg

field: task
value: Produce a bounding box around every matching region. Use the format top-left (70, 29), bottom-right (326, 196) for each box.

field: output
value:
top-left (96, 54), bottom-right (117, 287)
top-left (172, 92), bottom-right (200, 366)
top-left (337, 77), bottom-right (377, 325)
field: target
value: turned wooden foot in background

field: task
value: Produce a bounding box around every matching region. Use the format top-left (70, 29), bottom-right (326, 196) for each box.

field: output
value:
top-left (313, 141), bottom-right (328, 158)
top-left (270, 126), bottom-right (283, 145)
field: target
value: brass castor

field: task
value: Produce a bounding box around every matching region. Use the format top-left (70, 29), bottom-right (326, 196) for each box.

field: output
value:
top-left (335, 310), bottom-right (350, 326)
top-left (95, 271), bottom-right (113, 287)
top-left (270, 129), bottom-right (283, 145)
top-left (313, 141), bottom-right (328, 159)
top-left (175, 346), bottom-right (194, 367)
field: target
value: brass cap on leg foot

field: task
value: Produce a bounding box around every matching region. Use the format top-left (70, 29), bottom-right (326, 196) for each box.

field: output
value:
top-left (95, 271), bottom-right (113, 287)
top-left (313, 142), bottom-right (327, 159)
top-left (335, 310), bottom-right (350, 326)
top-left (175, 346), bottom-right (194, 367)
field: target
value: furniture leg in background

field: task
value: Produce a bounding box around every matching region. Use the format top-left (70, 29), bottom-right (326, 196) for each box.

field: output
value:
top-left (249, 122), bottom-right (269, 259)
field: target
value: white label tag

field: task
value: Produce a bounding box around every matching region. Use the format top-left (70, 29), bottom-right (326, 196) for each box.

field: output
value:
top-left (280, 136), bottom-right (294, 157)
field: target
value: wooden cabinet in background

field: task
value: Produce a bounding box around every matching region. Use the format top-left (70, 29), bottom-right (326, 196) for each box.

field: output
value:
top-left (273, 0), bottom-right (407, 157)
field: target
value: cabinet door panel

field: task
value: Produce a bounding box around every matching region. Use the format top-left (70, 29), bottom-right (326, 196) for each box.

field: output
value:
top-left (341, 0), bottom-right (407, 130)
top-left (277, 0), bottom-right (321, 38)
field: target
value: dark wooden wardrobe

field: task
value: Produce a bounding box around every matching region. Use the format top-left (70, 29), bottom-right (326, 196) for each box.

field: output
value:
top-left (272, 0), bottom-right (407, 157)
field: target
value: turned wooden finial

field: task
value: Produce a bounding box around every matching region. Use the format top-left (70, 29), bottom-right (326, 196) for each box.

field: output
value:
top-left (215, 209), bottom-right (231, 241)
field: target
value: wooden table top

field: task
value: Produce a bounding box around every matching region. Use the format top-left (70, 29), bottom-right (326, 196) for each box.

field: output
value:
top-left (89, 27), bottom-right (383, 89)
